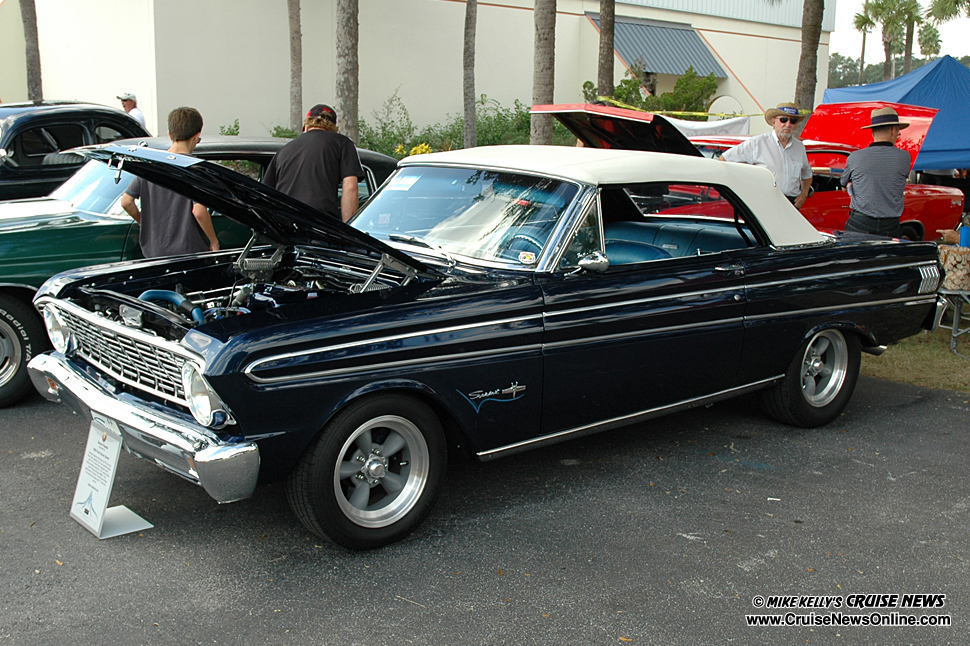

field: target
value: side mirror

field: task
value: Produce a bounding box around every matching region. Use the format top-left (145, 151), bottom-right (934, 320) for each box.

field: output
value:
top-left (0, 149), bottom-right (7, 162)
top-left (575, 250), bottom-right (609, 274)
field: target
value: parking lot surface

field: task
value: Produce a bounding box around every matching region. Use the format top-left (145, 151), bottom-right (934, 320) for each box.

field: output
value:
top-left (2, 376), bottom-right (967, 645)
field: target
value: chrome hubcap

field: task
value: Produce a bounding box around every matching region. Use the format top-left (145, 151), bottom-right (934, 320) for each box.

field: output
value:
top-left (334, 415), bottom-right (429, 528)
top-left (800, 330), bottom-right (848, 408)
top-left (0, 318), bottom-right (22, 389)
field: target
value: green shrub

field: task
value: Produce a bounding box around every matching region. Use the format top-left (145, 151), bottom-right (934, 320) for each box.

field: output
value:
top-left (219, 119), bottom-right (240, 136)
top-left (584, 63), bottom-right (718, 121)
top-left (270, 125), bottom-right (299, 139)
top-left (359, 92), bottom-right (574, 158)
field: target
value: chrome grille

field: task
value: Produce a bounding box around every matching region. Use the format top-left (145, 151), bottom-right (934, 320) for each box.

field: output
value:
top-left (58, 307), bottom-right (188, 404)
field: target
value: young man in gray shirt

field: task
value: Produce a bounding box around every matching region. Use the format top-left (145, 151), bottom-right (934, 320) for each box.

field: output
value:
top-left (121, 107), bottom-right (220, 257)
top-left (840, 107), bottom-right (912, 238)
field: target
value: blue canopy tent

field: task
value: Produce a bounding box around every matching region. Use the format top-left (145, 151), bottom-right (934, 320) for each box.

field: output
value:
top-left (823, 56), bottom-right (970, 171)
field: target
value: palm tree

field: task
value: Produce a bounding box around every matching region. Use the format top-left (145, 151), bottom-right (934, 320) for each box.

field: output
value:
top-left (764, 0), bottom-right (825, 125)
top-left (869, 0), bottom-right (905, 80)
top-left (287, 0), bottom-right (303, 132)
top-left (928, 0), bottom-right (970, 21)
top-left (19, 0), bottom-right (42, 101)
top-left (335, 0), bottom-right (359, 143)
top-left (793, 0), bottom-right (825, 115)
top-left (597, 0), bottom-right (615, 98)
top-left (853, 5), bottom-right (876, 84)
top-left (463, 0), bottom-right (478, 149)
top-left (899, 0), bottom-right (922, 74)
top-left (531, 0), bottom-right (556, 145)
top-left (919, 22), bottom-right (941, 59)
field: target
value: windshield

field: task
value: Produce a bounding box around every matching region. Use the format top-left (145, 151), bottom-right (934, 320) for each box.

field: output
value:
top-left (49, 160), bottom-right (134, 214)
top-left (352, 166), bottom-right (579, 266)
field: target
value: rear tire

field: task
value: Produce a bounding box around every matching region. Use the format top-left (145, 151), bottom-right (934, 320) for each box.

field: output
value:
top-left (286, 394), bottom-right (446, 549)
top-left (759, 329), bottom-right (860, 428)
top-left (0, 295), bottom-right (49, 408)
top-left (899, 223), bottom-right (921, 241)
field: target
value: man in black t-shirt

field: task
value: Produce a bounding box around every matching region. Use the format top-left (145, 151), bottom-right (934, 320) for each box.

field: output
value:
top-left (121, 107), bottom-right (220, 257)
top-left (262, 104), bottom-right (365, 222)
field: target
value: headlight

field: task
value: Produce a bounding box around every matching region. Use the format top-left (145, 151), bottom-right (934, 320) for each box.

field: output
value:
top-left (43, 306), bottom-right (74, 354)
top-left (181, 362), bottom-right (230, 427)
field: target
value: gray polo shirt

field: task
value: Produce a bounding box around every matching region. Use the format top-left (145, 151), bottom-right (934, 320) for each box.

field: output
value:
top-left (840, 142), bottom-right (911, 219)
top-left (721, 131), bottom-right (812, 198)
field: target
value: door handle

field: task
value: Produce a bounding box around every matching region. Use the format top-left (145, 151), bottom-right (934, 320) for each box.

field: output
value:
top-left (714, 264), bottom-right (744, 276)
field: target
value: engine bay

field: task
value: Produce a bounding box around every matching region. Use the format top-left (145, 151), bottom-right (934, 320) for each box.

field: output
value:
top-left (63, 241), bottom-right (421, 339)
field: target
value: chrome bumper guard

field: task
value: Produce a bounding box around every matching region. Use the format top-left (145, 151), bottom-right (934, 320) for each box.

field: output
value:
top-left (928, 294), bottom-right (948, 332)
top-left (28, 352), bottom-right (259, 503)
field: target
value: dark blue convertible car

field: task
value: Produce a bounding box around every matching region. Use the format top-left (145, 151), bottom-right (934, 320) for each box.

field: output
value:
top-left (28, 142), bottom-right (945, 549)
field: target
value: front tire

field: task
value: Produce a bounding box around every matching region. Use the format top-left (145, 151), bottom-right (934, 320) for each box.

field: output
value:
top-left (0, 295), bottom-right (49, 408)
top-left (760, 329), bottom-right (860, 427)
top-left (286, 394), bottom-right (446, 549)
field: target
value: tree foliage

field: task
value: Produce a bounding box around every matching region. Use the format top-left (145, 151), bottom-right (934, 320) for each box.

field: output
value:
top-left (357, 92), bottom-right (573, 159)
top-left (584, 64), bottom-right (717, 121)
top-left (827, 52), bottom-right (970, 88)
top-left (928, 0), bottom-right (970, 21)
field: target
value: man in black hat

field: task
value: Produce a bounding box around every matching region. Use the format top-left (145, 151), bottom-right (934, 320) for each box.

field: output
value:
top-left (262, 104), bottom-right (365, 222)
top-left (840, 107), bottom-right (912, 238)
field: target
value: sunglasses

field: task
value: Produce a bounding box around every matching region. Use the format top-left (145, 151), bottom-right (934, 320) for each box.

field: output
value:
top-left (777, 116), bottom-right (800, 124)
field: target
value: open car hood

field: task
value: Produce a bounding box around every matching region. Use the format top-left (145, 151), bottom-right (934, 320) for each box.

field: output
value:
top-left (531, 104), bottom-right (703, 157)
top-left (81, 144), bottom-right (431, 275)
top-left (801, 102), bottom-right (938, 170)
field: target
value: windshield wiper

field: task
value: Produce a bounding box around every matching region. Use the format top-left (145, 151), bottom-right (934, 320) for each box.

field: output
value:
top-left (387, 233), bottom-right (456, 267)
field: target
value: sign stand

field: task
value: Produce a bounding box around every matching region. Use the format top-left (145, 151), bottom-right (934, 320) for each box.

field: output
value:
top-left (70, 413), bottom-right (153, 539)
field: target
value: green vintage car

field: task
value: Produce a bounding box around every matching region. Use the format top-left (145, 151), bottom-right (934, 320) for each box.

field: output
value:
top-left (0, 136), bottom-right (397, 407)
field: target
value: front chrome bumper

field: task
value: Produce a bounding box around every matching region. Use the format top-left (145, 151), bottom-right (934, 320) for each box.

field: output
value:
top-left (28, 352), bottom-right (259, 503)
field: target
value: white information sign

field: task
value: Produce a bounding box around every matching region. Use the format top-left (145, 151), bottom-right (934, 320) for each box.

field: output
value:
top-left (70, 413), bottom-right (153, 539)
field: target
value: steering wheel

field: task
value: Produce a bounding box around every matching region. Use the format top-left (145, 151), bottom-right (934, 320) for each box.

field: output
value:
top-left (508, 233), bottom-right (543, 251)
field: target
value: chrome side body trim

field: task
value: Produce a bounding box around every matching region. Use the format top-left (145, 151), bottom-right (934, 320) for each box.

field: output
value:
top-left (743, 295), bottom-right (938, 322)
top-left (477, 375), bottom-right (783, 460)
top-left (544, 285), bottom-right (742, 319)
top-left (244, 314), bottom-right (543, 382)
top-left (27, 352), bottom-right (259, 503)
top-left (746, 261), bottom-right (940, 290)
top-left (542, 317), bottom-right (745, 350)
top-left (247, 344), bottom-right (543, 385)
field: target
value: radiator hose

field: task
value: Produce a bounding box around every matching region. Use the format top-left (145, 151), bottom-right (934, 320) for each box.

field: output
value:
top-left (138, 290), bottom-right (205, 325)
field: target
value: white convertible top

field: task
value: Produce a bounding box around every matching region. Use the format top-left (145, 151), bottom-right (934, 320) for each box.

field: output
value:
top-left (400, 145), bottom-right (825, 248)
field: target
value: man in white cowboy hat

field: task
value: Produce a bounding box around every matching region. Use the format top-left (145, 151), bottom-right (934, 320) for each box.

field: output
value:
top-left (720, 102), bottom-right (812, 208)
top-left (840, 107), bottom-right (912, 238)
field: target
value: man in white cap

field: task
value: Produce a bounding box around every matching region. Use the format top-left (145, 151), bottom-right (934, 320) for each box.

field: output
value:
top-left (840, 107), bottom-right (912, 238)
top-left (720, 102), bottom-right (813, 208)
top-left (117, 92), bottom-right (147, 129)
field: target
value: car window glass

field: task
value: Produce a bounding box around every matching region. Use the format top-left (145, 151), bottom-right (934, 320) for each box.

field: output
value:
top-left (95, 125), bottom-right (126, 144)
top-left (10, 124), bottom-right (85, 166)
top-left (49, 160), bottom-right (135, 214)
top-left (355, 166), bottom-right (579, 266)
top-left (594, 182), bottom-right (755, 265)
top-left (559, 200), bottom-right (603, 269)
top-left (693, 144), bottom-right (727, 159)
top-left (336, 170), bottom-right (373, 201)
top-left (215, 159), bottom-right (262, 181)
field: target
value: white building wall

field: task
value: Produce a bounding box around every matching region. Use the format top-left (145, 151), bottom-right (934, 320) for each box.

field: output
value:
top-left (4, 0), bottom-right (831, 140)
top-left (0, 0), bottom-right (27, 104)
top-left (32, 0), bottom-right (157, 132)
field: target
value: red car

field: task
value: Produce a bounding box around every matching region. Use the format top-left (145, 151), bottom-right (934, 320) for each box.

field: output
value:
top-left (691, 135), bottom-right (963, 241)
top-left (533, 103), bottom-right (964, 240)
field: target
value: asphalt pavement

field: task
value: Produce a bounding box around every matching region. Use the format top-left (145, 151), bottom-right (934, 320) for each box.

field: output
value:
top-left (2, 376), bottom-right (968, 645)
